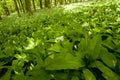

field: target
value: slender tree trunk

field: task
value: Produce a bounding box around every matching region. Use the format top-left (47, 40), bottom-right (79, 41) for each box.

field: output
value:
top-left (13, 0), bottom-right (21, 17)
top-left (17, 0), bottom-right (22, 12)
top-left (39, 0), bottom-right (43, 9)
top-left (68, 0), bottom-right (71, 3)
top-left (80, 0), bottom-right (83, 2)
top-left (58, 0), bottom-right (63, 5)
top-left (75, 0), bottom-right (78, 2)
top-left (0, 15), bottom-right (2, 20)
top-left (25, 0), bottom-right (33, 15)
top-left (32, 0), bottom-right (36, 11)
top-left (44, 0), bottom-right (51, 8)
top-left (65, 0), bottom-right (67, 4)
top-left (19, 0), bottom-right (25, 13)
top-left (54, 0), bottom-right (57, 6)
top-left (3, 0), bottom-right (10, 16)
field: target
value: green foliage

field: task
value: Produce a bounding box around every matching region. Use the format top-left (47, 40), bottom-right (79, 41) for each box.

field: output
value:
top-left (0, 1), bottom-right (120, 80)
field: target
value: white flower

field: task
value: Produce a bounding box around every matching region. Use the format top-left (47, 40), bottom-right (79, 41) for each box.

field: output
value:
top-left (82, 22), bottom-right (89, 27)
top-left (55, 36), bottom-right (64, 42)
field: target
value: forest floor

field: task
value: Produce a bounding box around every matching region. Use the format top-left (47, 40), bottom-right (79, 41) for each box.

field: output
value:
top-left (0, 1), bottom-right (120, 80)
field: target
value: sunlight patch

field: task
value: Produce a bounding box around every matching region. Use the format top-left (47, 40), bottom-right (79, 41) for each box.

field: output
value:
top-left (24, 38), bottom-right (35, 50)
top-left (63, 2), bottom-right (91, 13)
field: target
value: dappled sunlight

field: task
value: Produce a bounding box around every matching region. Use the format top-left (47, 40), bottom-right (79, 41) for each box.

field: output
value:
top-left (24, 38), bottom-right (35, 50)
top-left (63, 2), bottom-right (91, 12)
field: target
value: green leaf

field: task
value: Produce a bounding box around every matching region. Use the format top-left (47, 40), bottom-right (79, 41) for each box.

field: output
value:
top-left (71, 76), bottom-right (79, 80)
top-left (48, 43), bottom-right (61, 52)
top-left (44, 52), bottom-right (84, 70)
top-left (83, 69), bottom-right (96, 80)
top-left (54, 71), bottom-right (69, 80)
top-left (62, 40), bottom-right (73, 53)
top-left (34, 56), bottom-right (43, 69)
top-left (100, 47), bottom-right (117, 68)
top-left (89, 35), bottom-right (101, 51)
top-left (88, 35), bottom-right (101, 59)
top-left (78, 35), bottom-right (101, 60)
top-left (0, 50), bottom-right (6, 58)
top-left (14, 53), bottom-right (27, 60)
top-left (93, 61), bottom-right (120, 80)
top-left (0, 69), bottom-right (11, 80)
top-left (115, 60), bottom-right (120, 75)
top-left (0, 62), bottom-right (4, 68)
top-left (12, 73), bottom-right (29, 80)
top-left (26, 69), bottom-right (51, 80)
top-left (102, 37), bottom-right (115, 50)
top-left (78, 38), bottom-right (88, 52)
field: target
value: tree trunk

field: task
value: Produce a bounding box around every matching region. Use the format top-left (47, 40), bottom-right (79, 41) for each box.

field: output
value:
top-left (44, 0), bottom-right (51, 8)
top-left (19, 0), bottom-right (25, 13)
top-left (13, 0), bottom-right (21, 17)
top-left (75, 0), bottom-right (78, 2)
top-left (68, 0), bottom-right (71, 3)
top-left (65, 0), bottom-right (67, 4)
top-left (0, 15), bottom-right (2, 20)
top-left (58, 0), bottom-right (63, 5)
top-left (2, 0), bottom-right (10, 16)
top-left (17, 0), bottom-right (22, 12)
top-left (39, 0), bottom-right (43, 9)
top-left (54, 0), bottom-right (57, 6)
top-left (25, 0), bottom-right (33, 15)
top-left (32, 0), bottom-right (36, 11)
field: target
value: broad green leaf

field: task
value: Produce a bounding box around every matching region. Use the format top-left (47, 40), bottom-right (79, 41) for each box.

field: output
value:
top-left (48, 43), bottom-right (61, 52)
top-left (78, 38), bottom-right (88, 52)
top-left (34, 56), bottom-right (43, 69)
top-left (0, 62), bottom-right (5, 68)
top-left (83, 69), bottom-right (96, 80)
top-left (12, 74), bottom-right (29, 80)
top-left (102, 73), bottom-right (118, 80)
top-left (88, 35), bottom-right (101, 59)
top-left (44, 52), bottom-right (84, 70)
top-left (71, 76), bottom-right (79, 80)
top-left (0, 69), bottom-right (11, 80)
top-left (54, 71), bottom-right (69, 80)
top-left (93, 61), bottom-right (120, 80)
top-left (62, 40), bottom-right (73, 53)
top-left (14, 53), bottom-right (27, 60)
top-left (26, 69), bottom-right (51, 80)
top-left (89, 35), bottom-right (101, 51)
top-left (102, 37), bottom-right (115, 50)
top-left (115, 60), bottom-right (120, 75)
top-left (0, 50), bottom-right (6, 58)
top-left (79, 35), bottom-right (101, 60)
top-left (100, 47), bottom-right (117, 68)
top-left (4, 46), bottom-right (14, 56)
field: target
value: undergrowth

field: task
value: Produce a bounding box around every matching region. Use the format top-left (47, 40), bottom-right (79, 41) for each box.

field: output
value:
top-left (0, 1), bottom-right (120, 80)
